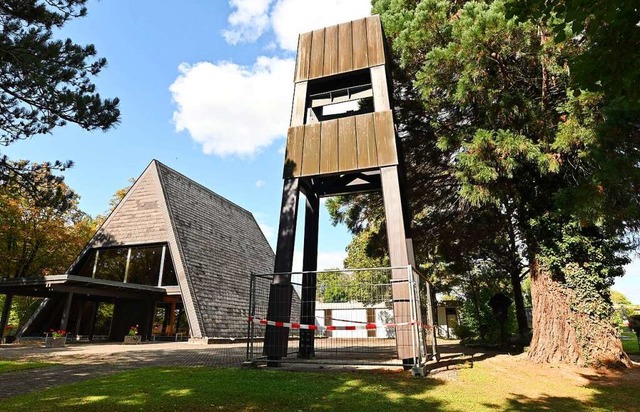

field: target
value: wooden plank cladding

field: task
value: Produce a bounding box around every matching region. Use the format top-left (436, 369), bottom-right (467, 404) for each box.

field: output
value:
top-left (356, 113), bottom-right (377, 168)
top-left (338, 117), bottom-right (357, 172)
top-left (320, 119), bottom-right (339, 174)
top-left (337, 22), bottom-right (353, 73)
top-left (323, 25), bottom-right (339, 76)
top-left (283, 110), bottom-right (398, 178)
top-left (294, 15), bottom-right (386, 82)
top-left (284, 126), bottom-right (304, 178)
top-left (308, 29), bottom-right (325, 79)
top-left (351, 18), bottom-right (369, 71)
top-left (374, 111), bottom-right (397, 165)
top-left (294, 32), bottom-right (312, 82)
top-left (301, 123), bottom-right (321, 176)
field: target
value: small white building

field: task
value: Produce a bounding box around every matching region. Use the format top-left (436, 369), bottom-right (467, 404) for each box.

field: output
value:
top-left (436, 301), bottom-right (461, 339)
top-left (315, 302), bottom-right (394, 338)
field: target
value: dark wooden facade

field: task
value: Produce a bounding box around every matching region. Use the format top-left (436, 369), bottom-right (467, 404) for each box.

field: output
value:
top-left (266, 15), bottom-right (418, 361)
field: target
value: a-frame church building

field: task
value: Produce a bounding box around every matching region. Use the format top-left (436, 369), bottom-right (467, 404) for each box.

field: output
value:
top-left (0, 160), bottom-right (274, 343)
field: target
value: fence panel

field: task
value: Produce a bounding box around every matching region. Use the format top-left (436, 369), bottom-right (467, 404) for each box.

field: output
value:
top-left (247, 267), bottom-right (437, 368)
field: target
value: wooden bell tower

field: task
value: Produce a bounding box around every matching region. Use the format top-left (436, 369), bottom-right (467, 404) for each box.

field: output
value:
top-left (265, 15), bottom-right (417, 361)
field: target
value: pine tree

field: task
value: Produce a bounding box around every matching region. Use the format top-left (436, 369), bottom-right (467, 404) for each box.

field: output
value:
top-left (369, 0), bottom-right (633, 366)
top-left (0, 0), bottom-right (120, 189)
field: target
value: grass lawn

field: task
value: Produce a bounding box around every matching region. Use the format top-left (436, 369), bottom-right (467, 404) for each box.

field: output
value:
top-left (621, 331), bottom-right (640, 355)
top-left (2, 356), bottom-right (639, 411)
top-left (0, 360), bottom-right (52, 373)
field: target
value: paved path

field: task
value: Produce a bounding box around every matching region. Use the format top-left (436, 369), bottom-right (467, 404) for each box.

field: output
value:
top-left (0, 342), bottom-right (248, 398)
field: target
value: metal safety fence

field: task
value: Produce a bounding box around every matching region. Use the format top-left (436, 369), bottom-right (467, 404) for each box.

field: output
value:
top-left (246, 266), bottom-right (437, 370)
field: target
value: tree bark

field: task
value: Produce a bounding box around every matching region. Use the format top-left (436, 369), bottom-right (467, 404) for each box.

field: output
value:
top-left (528, 257), bottom-right (631, 367)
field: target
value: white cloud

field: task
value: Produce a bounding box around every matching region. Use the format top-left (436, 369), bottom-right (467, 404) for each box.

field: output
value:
top-left (292, 250), bottom-right (346, 272)
top-left (222, 0), bottom-right (273, 45)
top-left (170, 56), bottom-right (295, 157)
top-left (221, 0), bottom-right (371, 52)
top-left (270, 0), bottom-right (372, 51)
top-left (255, 180), bottom-right (266, 188)
top-left (172, 0), bottom-right (371, 158)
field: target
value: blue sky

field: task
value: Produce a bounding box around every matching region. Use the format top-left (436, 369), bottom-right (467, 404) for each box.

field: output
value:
top-left (4, 0), bottom-right (639, 303)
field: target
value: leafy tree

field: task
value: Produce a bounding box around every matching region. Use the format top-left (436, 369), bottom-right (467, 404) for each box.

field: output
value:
top-left (506, 0), bottom-right (640, 230)
top-left (369, 0), bottom-right (633, 366)
top-left (611, 291), bottom-right (632, 306)
top-left (610, 290), bottom-right (635, 326)
top-left (316, 228), bottom-right (392, 305)
top-left (0, 0), bottom-right (120, 189)
top-left (317, 270), bottom-right (350, 303)
top-left (0, 165), bottom-right (96, 278)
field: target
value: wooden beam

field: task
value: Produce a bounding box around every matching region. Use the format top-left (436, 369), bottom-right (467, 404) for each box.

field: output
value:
top-left (299, 192), bottom-right (319, 358)
top-left (60, 292), bottom-right (74, 332)
top-left (290, 82), bottom-right (308, 126)
top-left (47, 284), bottom-right (157, 300)
top-left (381, 166), bottom-right (409, 266)
top-left (0, 293), bottom-right (12, 340)
top-left (273, 178), bottom-right (301, 279)
top-left (371, 65), bottom-right (391, 111)
top-left (380, 166), bottom-right (413, 360)
top-left (88, 301), bottom-right (99, 341)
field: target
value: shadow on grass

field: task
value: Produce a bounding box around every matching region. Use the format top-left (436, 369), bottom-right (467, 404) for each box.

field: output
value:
top-left (427, 339), bottom-right (506, 373)
top-left (1, 367), bottom-right (450, 411)
top-left (489, 366), bottom-right (640, 412)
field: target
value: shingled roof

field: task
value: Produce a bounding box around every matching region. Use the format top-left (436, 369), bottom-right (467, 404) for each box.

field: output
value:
top-left (69, 160), bottom-right (275, 339)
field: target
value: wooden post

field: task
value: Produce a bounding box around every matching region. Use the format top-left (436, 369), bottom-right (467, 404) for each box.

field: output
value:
top-left (168, 301), bottom-right (177, 335)
top-left (273, 178), bottom-right (300, 280)
top-left (74, 301), bottom-right (85, 339)
top-left (299, 192), bottom-right (319, 358)
top-left (145, 299), bottom-right (156, 341)
top-left (60, 293), bottom-right (74, 332)
top-left (0, 293), bottom-right (13, 341)
top-left (264, 178), bottom-right (300, 359)
top-left (88, 301), bottom-right (99, 342)
top-left (381, 166), bottom-right (414, 360)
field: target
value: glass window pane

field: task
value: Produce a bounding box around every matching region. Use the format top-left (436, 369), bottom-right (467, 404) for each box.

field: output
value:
top-left (127, 246), bottom-right (163, 286)
top-left (73, 250), bottom-right (96, 277)
top-left (175, 303), bottom-right (189, 336)
top-left (94, 248), bottom-right (128, 282)
top-left (93, 302), bottom-right (114, 336)
top-left (161, 250), bottom-right (178, 286)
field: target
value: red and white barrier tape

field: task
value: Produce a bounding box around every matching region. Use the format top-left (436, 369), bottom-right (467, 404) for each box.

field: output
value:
top-left (247, 316), bottom-right (431, 331)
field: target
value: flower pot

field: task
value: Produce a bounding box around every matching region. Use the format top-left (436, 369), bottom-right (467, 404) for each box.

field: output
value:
top-left (124, 335), bottom-right (142, 345)
top-left (45, 336), bottom-right (66, 348)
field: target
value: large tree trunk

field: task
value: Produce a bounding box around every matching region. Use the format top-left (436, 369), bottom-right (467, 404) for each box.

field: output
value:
top-left (528, 257), bottom-right (631, 367)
